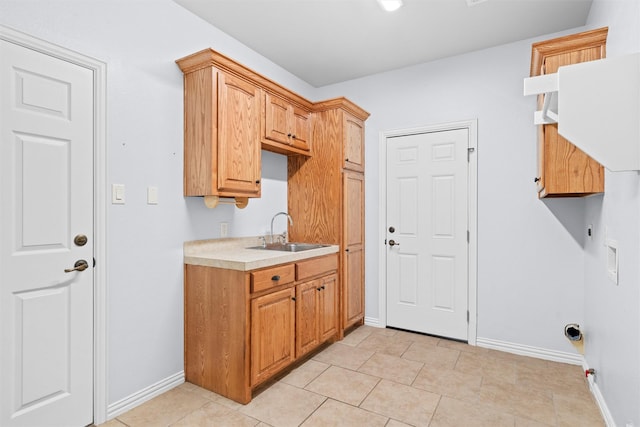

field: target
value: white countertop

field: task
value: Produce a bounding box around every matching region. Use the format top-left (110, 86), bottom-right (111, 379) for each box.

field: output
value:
top-left (184, 237), bottom-right (339, 271)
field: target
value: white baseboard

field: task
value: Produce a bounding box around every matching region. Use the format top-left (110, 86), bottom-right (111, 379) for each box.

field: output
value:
top-left (478, 337), bottom-right (616, 427)
top-left (476, 337), bottom-right (584, 365)
top-left (584, 362), bottom-right (617, 427)
top-left (364, 316), bottom-right (383, 328)
top-left (106, 371), bottom-right (185, 420)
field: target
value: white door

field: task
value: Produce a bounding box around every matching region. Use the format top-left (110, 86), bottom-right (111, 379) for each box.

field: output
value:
top-left (386, 129), bottom-right (469, 340)
top-left (0, 40), bottom-right (94, 426)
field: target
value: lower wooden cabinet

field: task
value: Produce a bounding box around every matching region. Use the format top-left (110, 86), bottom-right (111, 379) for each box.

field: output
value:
top-left (251, 287), bottom-right (295, 386)
top-left (184, 253), bottom-right (339, 403)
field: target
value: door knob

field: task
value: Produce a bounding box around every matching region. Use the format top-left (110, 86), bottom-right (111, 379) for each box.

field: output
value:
top-left (388, 239), bottom-right (399, 247)
top-left (388, 226), bottom-right (395, 233)
top-left (64, 259), bottom-right (89, 273)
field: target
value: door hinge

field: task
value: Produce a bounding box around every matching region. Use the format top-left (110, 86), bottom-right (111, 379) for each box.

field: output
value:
top-left (467, 310), bottom-right (470, 323)
top-left (467, 230), bottom-right (470, 242)
top-left (467, 147), bottom-right (475, 162)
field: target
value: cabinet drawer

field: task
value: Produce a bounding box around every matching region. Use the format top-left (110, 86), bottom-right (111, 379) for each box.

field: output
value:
top-left (296, 254), bottom-right (338, 282)
top-left (251, 264), bottom-right (295, 293)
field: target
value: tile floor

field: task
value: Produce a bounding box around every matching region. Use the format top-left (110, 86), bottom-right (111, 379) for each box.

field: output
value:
top-left (99, 325), bottom-right (604, 427)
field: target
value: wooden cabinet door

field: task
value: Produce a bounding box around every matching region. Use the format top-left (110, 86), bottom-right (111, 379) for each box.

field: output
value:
top-left (251, 287), bottom-right (295, 386)
top-left (263, 92), bottom-right (290, 145)
top-left (318, 273), bottom-right (338, 342)
top-left (342, 171), bottom-right (365, 328)
top-left (263, 92), bottom-right (311, 152)
top-left (531, 28), bottom-right (607, 197)
top-left (290, 106), bottom-right (311, 151)
top-left (296, 280), bottom-right (319, 358)
top-left (218, 72), bottom-right (261, 196)
top-left (343, 113), bottom-right (365, 172)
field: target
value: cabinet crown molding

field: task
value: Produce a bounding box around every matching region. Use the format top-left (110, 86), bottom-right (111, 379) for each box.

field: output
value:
top-left (176, 48), bottom-right (370, 117)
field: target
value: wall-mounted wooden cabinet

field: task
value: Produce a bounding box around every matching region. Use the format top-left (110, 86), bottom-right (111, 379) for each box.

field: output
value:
top-left (262, 92), bottom-right (312, 154)
top-left (184, 253), bottom-right (338, 404)
top-left (176, 48), bottom-right (316, 207)
top-left (288, 98), bottom-right (369, 336)
top-left (530, 27), bottom-right (607, 198)
top-left (177, 60), bottom-right (262, 201)
top-left (343, 113), bottom-right (365, 173)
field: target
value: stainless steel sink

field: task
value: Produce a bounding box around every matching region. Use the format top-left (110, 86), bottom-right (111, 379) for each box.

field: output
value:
top-left (247, 242), bottom-right (329, 252)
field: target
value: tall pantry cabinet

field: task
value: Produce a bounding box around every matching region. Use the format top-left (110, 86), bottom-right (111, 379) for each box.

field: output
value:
top-left (288, 98), bottom-right (369, 335)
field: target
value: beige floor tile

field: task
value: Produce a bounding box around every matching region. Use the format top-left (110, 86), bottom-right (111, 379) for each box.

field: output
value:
top-left (429, 396), bottom-right (515, 427)
top-left (517, 360), bottom-right (590, 397)
top-left (401, 341), bottom-right (460, 369)
top-left (304, 365), bottom-right (379, 406)
top-left (340, 325), bottom-right (375, 347)
top-left (514, 417), bottom-right (553, 427)
top-left (438, 339), bottom-right (489, 354)
top-left (554, 393), bottom-right (605, 427)
top-left (239, 382), bottom-right (326, 427)
top-left (117, 387), bottom-right (210, 427)
top-left (412, 366), bottom-right (481, 402)
top-left (312, 342), bottom-right (374, 370)
top-left (170, 401), bottom-right (259, 427)
top-left (97, 419), bottom-right (127, 427)
top-left (356, 333), bottom-right (412, 357)
top-left (358, 352), bottom-right (423, 385)
top-left (385, 419), bottom-right (413, 427)
top-left (479, 381), bottom-right (556, 425)
top-left (179, 382), bottom-right (244, 410)
top-left (455, 351), bottom-right (517, 384)
top-left (369, 327), bottom-right (399, 337)
top-left (360, 379), bottom-right (440, 426)
top-left (392, 330), bottom-right (441, 347)
top-left (280, 359), bottom-right (330, 388)
top-left (300, 399), bottom-right (388, 427)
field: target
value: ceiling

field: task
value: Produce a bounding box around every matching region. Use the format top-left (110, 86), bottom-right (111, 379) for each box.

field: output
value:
top-left (174, 0), bottom-right (593, 87)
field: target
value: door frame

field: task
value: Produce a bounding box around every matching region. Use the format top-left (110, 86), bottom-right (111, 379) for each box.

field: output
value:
top-left (378, 120), bottom-right (478, 345)
top-left (0, 25), bottom-right (109, 424)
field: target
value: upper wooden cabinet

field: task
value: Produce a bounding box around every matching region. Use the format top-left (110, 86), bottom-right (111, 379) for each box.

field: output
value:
top-left (262, 92), bottom-right (312, 154)
top-left (530, 27), bottom-right (607, 198)
top-left (343, 113), bottom-right (365, 172)
top-left (177, 52), bottom-right (261, 204)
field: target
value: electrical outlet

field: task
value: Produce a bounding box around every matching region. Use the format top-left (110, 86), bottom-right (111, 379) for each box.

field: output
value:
top-left (220, 222), bottom-right (229, 238)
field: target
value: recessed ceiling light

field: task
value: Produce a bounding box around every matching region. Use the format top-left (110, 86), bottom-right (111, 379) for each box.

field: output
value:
top-left (377, 0), bottom-right (403, 12)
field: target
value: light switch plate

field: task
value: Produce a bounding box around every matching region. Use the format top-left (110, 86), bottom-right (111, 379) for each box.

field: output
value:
top-left (112, 184), bottom-right (125, 204)
top-left (147, 186), bottom-right (158, 204)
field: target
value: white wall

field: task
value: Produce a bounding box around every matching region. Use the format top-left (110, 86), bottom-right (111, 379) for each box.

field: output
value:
top-left (316, 35), bottom-right (589, 352)
top-left (584, 1), bottom-right (640, 425)
top-left (2, 0), bottom-right (638, 424)
top-left (0, 0), bottom-right (314, 405)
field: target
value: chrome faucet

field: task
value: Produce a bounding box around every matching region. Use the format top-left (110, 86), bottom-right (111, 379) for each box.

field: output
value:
top-left (270, 212), bottom-right (293, 244)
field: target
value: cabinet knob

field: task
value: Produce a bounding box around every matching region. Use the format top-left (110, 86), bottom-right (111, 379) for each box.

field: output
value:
top-left (534, 177), bottom-right (541, 183)
top-left (317, 287), bottom-right (322, 291)
top-left (345, 248), bottom-right (349, 252)
top-left (291, 297), bottom-right (296, 301)
top-left (291, 135), bottom-right (296, 139)
top-left (256, 180), bottom-right (261, 184)
top-left (287, 133), bottom-right (292, 137)
top-left (272, 275), bottom-right (280, 281)
top-left (345, 158), bottom-right (349, 162)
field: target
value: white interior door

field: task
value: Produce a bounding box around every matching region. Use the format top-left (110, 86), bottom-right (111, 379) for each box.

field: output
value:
top-left (386, 128), bottom-right (469, 341)
top-left (0, 39), bottom-right (94, 426)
